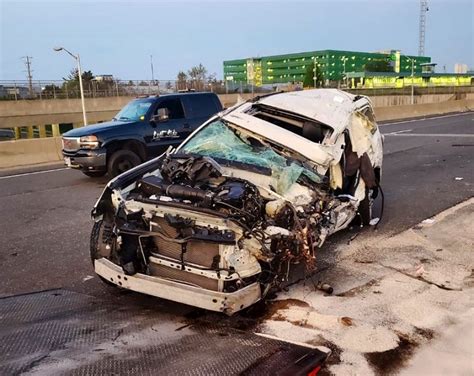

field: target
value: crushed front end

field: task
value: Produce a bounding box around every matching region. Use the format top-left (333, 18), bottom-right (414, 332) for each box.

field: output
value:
top-left (90, 91), bottom-right (383, 314)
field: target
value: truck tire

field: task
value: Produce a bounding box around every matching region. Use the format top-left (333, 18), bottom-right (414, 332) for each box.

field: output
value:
top-left (107, 150), bottom-right (141, 177)
top-left (82, 171), bottom-right (107, 178)
top-left (90, 220), bottom-right (117, 287)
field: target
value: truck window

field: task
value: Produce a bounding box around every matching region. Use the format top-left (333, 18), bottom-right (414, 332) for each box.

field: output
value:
top-left (182, 94), bottom-right (218, 119)
top-left (156, 98), bottom-right (185, 119)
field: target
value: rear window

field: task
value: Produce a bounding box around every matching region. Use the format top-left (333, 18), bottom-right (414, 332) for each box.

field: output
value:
top-left (182, 94), bottom-right (220, 119)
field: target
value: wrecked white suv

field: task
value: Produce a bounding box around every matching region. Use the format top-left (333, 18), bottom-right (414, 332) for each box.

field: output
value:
top-left (91, 89), bottom-right (383, 314)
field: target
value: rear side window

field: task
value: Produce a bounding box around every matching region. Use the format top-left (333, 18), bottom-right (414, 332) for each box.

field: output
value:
top-left (182, 95), bottom-right (220, 119)
top-left (155, 98), bottom-right (185, 119)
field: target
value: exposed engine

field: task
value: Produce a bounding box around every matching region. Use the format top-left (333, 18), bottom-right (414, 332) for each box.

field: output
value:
top-left (104, 155), bottom-right (357, 300)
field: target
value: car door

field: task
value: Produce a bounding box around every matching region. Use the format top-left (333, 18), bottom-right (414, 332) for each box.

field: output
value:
top-left (144, 97), bottom-right (188, 158)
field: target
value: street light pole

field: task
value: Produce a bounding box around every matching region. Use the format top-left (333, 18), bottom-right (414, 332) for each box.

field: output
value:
top-left (76, 54), bottom-right (87, 125)
top-left (54, 47), bottom-right (88, 125)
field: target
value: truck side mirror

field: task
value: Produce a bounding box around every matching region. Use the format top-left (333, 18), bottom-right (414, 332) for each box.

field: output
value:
top-left (151, 108), bottom-right (169, 124)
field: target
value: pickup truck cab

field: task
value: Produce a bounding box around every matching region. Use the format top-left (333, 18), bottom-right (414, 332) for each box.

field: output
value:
top-left (62, 92), bottom-right (222, 177)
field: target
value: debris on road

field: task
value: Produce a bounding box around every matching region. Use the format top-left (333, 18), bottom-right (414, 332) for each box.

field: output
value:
top-left (259, 198), bottom-right (474, 375)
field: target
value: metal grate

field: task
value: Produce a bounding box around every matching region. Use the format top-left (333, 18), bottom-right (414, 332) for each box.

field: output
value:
top-left (62, 137), bottom-right (80, 152)
top-left (0, 289), bottom-right (327, 376)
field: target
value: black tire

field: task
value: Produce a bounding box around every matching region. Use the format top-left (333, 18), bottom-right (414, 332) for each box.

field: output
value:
top-left (107, 150), bottom-right (142, 177)
top-left (82, 171), bottom-right (107, 178)
top-left (90, 220), bottom-right (117, 287)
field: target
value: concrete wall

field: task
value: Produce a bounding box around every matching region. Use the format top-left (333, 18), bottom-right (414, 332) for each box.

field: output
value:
top-left (0, 97), bottom-right (134, 128)
top-left (0, 137), bottom-right (63, 169)
top-left (1, 99), bottom-right (472, 170)
top-left (375, 98), bottom-right (474, 122)
top-left (2, 92), bottom-right (473, 129)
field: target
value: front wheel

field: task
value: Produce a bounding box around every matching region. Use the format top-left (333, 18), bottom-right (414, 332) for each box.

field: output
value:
top-left (90, 220), bottom-right (118, 287)
top-left (107, 150), bottom-right (142, 177)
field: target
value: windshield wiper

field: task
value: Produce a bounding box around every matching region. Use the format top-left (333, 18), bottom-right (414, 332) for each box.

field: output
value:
top-left (119, 116), bottom-right (131, 121)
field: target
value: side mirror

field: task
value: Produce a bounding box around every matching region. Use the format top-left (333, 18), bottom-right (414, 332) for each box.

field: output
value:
top-left (152, 108), bottom-right (169, 123)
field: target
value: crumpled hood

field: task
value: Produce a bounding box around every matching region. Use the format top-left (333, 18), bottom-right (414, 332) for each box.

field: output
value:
top-left (63, 120), bottom-right (135, 137)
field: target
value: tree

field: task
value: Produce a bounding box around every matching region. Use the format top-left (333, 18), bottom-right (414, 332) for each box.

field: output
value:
top-left (42, 84), bottom-right (62, 98)
top-left (206, 72), bottom-right (219, 92)
top-left (364, 59), bottom-right (392, 72)
top-left (62, 68), bottom-right (95, 97)
top-left (303, 62), bottom-right (324, 88)
top-left (177, 71), bottom-right (188, 90)
top-left (63, 68), bottom-right (94, 82)
top-left (188, 63), bottom-right (207, 90)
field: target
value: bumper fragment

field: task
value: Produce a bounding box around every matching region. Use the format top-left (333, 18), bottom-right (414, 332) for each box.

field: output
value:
top-left (94, 258), bottom-right (262, 314)
top-left (62, 148), bottom-right (106, 170)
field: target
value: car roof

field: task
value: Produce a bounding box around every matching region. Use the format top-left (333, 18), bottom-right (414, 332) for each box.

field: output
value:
top-left (254, 89), bottom-right (370, 133)
top-left (134, 92), bottom-right (216, 101)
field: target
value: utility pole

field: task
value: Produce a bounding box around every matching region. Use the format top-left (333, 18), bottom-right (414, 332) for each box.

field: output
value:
top-left (418, 0), bottom-right (429, 56)
top-left (150, 55), bottom-right (155, 83)
top-left (22, 56), bottom-right (34, 97)
top-left (405, 57), bottom-right (416, 105)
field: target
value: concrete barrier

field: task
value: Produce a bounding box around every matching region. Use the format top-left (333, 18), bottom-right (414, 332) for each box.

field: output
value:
top-left (0, 99), bottom-right (472, 170)
top-left (2, 92), bottom-right (474, 129)
top-left (0, 137), bottom-right (63, 169)
top-left (375, 99), bottom-right (474, 122)
top-left (0, 97), bottom-right (134, 128)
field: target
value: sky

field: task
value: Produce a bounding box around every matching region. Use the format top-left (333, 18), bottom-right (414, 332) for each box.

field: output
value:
top-left (0, 0), bottom-right (473, 82)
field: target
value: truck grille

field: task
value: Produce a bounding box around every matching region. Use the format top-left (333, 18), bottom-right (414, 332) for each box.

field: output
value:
top-left (62, 137), bottom-right (80, 152)
top-left (149, 263), bottom-right (219, 291)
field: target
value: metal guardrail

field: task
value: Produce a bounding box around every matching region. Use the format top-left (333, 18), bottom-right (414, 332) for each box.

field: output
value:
top-left (0, 79), bottom-right (231, 100)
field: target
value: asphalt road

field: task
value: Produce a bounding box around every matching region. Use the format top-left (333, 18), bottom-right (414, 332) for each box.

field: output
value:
top-left (0, 111), bottom-right (473, 303)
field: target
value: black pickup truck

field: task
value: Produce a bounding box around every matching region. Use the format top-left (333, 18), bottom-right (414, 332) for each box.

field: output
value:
top-left (62, 92), bottom-right (222, 177)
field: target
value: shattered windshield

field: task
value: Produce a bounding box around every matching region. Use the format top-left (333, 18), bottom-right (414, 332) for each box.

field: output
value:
top-left (180, 119), bottom-right (323, 194)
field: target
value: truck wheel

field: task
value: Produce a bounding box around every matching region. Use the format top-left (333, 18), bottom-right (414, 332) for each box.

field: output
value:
top-left (107, 150), bottom-right (141, 177)
top-left (90, 220), bottom-right (118, 287)
top-left (82, 171), bottom-right (106, 178)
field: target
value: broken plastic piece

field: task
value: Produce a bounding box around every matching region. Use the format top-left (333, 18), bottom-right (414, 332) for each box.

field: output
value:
top-left (369, 217), bottom-right (380, 226)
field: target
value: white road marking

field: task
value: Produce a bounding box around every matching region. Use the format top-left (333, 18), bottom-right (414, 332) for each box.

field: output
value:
top-left (0, 167), bottom-right (69, 180)
top-left (379, 112), bottom-right (473, 126)
top-left (385, 133), bottom-right (474, 138)
top-left (385, 129), bottom-right (413, 135)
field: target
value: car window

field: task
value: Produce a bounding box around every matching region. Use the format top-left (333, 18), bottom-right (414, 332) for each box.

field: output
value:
top-left (182, 95), bottom-right (218, 118)
top-left (115, 100), bottom-right (153, 121)
top-left (156, 98), bottom-right (185, 119)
